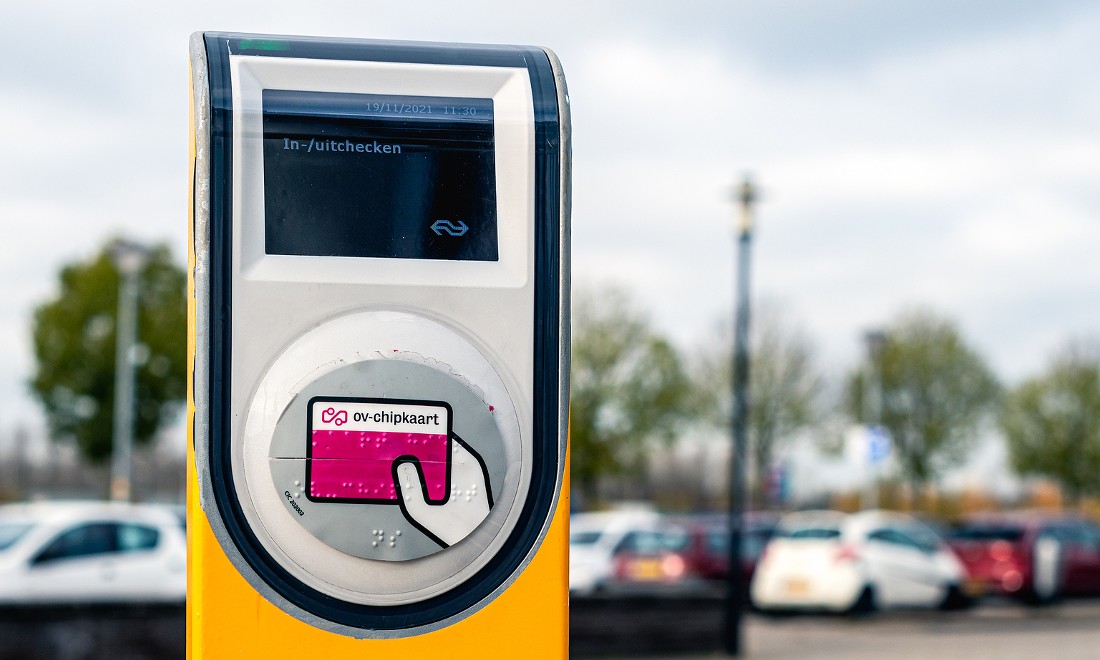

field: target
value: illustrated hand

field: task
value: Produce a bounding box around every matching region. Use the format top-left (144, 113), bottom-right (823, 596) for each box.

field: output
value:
top-left (395, 435), bottom-right (492, 547)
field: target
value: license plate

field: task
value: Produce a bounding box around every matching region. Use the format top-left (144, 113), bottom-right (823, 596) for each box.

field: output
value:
top-left (964, 578), bottom-right (985, 597)
top-left (785, 577), bottom-right (810, 595)
top-left (628, 559), bottom-right (665, 581)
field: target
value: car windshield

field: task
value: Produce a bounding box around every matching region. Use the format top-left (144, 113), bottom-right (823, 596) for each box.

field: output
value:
top-left (775, 526), bottom-right (841, 540)
top-left (706, 529), bottom-right (771, 559)
top-left (951, 526), bottom-right (1024, 542)
top-left (570, 531), bottom-right (603, 546)
top-left (0, 522), bottom-right (33, 551)
top-left (619, 530), bottom-right (688, 554)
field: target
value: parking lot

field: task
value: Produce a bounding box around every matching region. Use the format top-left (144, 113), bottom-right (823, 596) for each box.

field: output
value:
top-left (0, 604), bottom-right (184, 660)
top-left (0, 593), bottom-right (1097, 658)
top-left (743, 599), bottom-right (1100, 659)
top-left (571, 596), bottom-right (1100, 658)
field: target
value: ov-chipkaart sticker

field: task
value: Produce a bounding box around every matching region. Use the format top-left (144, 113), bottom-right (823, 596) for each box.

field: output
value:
top-left (306, 397), bottom-right (452, 503)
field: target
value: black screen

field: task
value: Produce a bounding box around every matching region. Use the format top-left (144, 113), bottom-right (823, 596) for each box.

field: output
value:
top-left (262, 90), bottom-right (498, 261)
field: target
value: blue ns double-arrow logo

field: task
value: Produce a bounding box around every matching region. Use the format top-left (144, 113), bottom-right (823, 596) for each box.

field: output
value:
top-left (430, 220), bottom-right (469, 236)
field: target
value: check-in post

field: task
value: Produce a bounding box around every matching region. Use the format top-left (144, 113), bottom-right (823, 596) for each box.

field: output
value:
top-left (187, 33), bottom-right (569, 654)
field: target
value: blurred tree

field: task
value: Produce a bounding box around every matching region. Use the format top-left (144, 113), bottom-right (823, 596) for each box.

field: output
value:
top-left (569, 284), bottom-right (697, 503)
top-left (29, 239), bottom-right (186, 463)
top-left (844, 308), bottom-right (1000, 498)
top-left (695, 300), bottom-right (825, 503)
top-left (1000, 341), bottom-right (1100, 503)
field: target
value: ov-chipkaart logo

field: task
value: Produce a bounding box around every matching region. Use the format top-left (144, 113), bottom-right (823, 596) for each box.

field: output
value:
top-left (320, 407), bottom-right (348, 426)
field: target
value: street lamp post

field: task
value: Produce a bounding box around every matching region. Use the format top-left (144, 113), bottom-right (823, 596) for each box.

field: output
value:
top-left (725, 176), bottom-right (757, 656)
top-left (109, 240), bottom-right (151, 502)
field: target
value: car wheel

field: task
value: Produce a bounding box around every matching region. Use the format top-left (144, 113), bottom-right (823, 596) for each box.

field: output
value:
top-left (1027, 536), bottom-right (1062, 605)
top-left (938, 583), bottom-right (972, 611)
top-left (847, 585), bottom-right (876, 616)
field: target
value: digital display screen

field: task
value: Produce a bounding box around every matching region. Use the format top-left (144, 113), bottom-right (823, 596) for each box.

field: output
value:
top-left (262, 90), bottom-right (498, 261)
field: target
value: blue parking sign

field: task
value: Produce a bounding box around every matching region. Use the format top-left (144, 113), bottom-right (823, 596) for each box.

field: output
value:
top-left (867, 425), bottom-right (892, 464)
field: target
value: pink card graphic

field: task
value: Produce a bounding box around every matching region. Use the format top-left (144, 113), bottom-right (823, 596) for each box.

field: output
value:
top-left (307, 397), bottom-right (452, 503)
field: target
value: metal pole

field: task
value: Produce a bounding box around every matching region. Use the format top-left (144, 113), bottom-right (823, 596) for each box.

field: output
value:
top-left (863, 330), bottom-right (887, 510)
top-left (109, 242), bottom-right (149, 502)
top-left (13, 425), bottom-right (27, 499)
top-left (725, 177), bottom-right (756, 656)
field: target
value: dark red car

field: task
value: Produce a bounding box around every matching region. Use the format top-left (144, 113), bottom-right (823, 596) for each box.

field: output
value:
top-left (607, 513), bottom-right (779, 593)
top-left (671, 513), bottom-right (779, 584)
top-left (947, 513), bottom-right (1100, 603)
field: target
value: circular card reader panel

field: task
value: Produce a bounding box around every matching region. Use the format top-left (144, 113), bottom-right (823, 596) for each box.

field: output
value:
top-left (237, 309), bottom-right (529, 607)
top-left (271, 363), bottom-right (507, 560)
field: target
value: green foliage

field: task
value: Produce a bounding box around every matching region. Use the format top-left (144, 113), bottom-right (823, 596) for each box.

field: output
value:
top-left (844, 308), bottom-right (1000, 491)
top-left (29, 240), bottom-right (186, 462)
top-left (569, 285), bottom-right (697, 500)
top-left (1001, 342), bottom-right (1100, 502)
top-left (695, 300), bottom-right (824, 482)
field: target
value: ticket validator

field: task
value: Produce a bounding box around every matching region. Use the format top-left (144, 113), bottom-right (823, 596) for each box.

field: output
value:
top-left (187, 33), bottom-right (569, 655)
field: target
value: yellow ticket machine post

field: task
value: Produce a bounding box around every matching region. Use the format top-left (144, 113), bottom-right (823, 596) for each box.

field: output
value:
top-left (187, 33), bottom-right (569, 657)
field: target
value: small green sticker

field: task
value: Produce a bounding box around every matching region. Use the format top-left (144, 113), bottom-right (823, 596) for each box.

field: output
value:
top-left (238, 39), bottom-right (290, 51)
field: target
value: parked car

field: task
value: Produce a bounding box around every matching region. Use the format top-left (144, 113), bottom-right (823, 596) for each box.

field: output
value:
top-left (606, 513), bottom-right (780, 595)
top-left (569, 510), bottom-right (662, 595)
top-left (0, 501), bottom-right (186, 605)
top-left (608, 526), bottom-right (698, 592)
top-left (670, 512), bottom-right (779, 585)
top-left (750, 510), bottom-right (969, 613)
top-left (947, 512), bottom-right (1100, 603)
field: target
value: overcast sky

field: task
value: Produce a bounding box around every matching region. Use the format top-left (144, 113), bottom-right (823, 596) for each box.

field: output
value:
top-left (2, 1), bottom-right (1098, 433)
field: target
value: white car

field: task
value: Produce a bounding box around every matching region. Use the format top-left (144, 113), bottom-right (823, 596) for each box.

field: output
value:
top-left (0, 501), bottom-right (186, 605)
top-left (569, 510), bottom-right (661, 595)
top-left (750, 510), bottom-right (968, 613)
